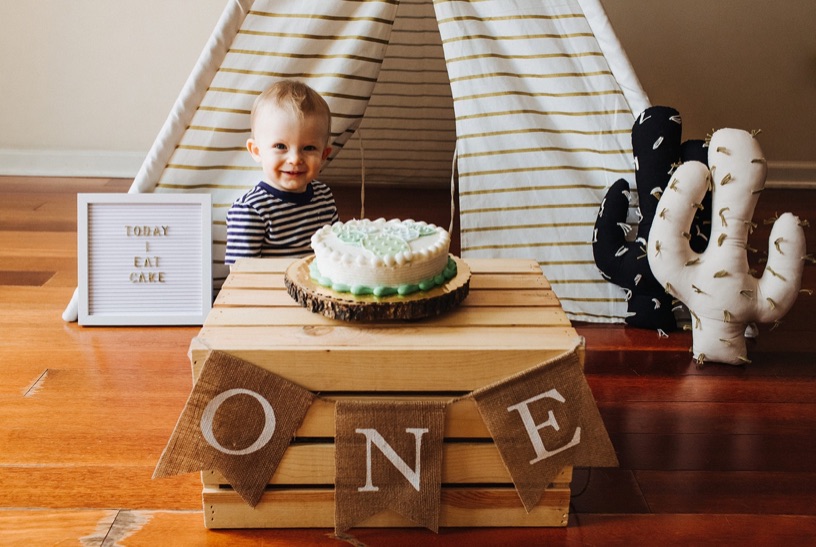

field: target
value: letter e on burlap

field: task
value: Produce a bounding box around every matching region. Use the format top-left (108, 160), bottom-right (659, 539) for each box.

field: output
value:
top-left (471, 345), bottom-right (617, 511)
top-left (334, 400), bottom-right (446, 533)
top-left (153, 351), bottom-right (315, 507)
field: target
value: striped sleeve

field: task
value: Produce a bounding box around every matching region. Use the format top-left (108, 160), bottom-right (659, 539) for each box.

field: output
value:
top-left (225, 199), bottom-right (266, 264)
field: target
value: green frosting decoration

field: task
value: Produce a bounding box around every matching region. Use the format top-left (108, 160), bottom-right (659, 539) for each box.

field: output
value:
top-left (310, 257), bottom-right (457, 297)
top-left (362, 233), bottom-right (410, 257)
top-left (332, 220), bottom-right (437, 259)
top-left (373, 286), bottom-right (399, 297)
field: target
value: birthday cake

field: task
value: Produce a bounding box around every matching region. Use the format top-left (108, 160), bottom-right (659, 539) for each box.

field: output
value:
top-left (310, 218), bottom-right (456, 297)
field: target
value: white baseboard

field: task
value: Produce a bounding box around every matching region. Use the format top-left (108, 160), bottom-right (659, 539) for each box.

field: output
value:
top-left (0, 149), bottom-right (144, 178)
top-left (766, 161), bottom-right (816, 189)
top-left (1, 149), bottom-right (815, 189)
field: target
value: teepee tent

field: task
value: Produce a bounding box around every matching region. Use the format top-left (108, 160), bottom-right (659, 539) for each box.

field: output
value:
top-left (65, 0), bottom-right (650, 323)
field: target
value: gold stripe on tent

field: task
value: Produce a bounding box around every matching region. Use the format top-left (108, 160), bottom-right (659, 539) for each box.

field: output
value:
top-left (321, 0), bottom-right (456, 190)
top-left (434, 0), bottom-right (638, 322)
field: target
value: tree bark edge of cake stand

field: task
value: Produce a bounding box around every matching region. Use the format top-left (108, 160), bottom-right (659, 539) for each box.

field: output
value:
top-left (284, 255), bottom-right (470, 322)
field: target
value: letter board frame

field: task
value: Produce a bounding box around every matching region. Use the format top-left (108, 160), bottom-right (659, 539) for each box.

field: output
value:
top-left (77, 193), bottom-right (212, 325)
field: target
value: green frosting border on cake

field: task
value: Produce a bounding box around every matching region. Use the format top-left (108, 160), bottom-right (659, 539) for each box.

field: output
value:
top-left (310, 256), bottom-right (457, 297)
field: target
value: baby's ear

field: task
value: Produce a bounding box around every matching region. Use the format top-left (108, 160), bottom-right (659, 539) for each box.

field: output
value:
top-left (322, 146), bottom-right (332, 161)
top-left (246, 138), bottom-right (261, 161)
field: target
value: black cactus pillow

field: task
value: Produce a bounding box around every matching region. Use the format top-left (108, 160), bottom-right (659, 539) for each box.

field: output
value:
top-left (592, 106), bottom-right (709, 331)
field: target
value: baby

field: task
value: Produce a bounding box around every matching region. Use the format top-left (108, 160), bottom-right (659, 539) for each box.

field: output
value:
top-left (225, 80), bottom-right (338, 264)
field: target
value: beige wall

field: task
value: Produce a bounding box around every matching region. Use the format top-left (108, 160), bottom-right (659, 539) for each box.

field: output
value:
top-left (600, 0), bottom-right (816, 184)
top-left (0, 0), bottom-right (224, 175)
top-left (1, 0), bottom-right (813, 183)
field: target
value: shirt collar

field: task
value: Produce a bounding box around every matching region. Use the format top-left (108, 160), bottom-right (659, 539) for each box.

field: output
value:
top-left (259, 181), bottom-right (314, 205)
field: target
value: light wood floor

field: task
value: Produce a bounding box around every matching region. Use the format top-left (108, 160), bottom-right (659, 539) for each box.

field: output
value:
top-left (1, 175), bottom-right (815, 545)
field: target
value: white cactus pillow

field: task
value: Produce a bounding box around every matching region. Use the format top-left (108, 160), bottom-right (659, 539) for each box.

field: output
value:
top-left (647, 128), bottom-right (806, 365)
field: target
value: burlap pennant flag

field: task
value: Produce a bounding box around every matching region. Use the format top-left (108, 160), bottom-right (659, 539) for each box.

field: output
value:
top-left (334, 400), bottom-right (446, 533)
top-left (153, 350), bottom-right (315, 507)
top-left (471, 345), bottom-right (617, 512)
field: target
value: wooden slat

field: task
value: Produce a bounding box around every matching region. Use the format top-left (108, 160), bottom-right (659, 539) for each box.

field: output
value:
top-left (202, 444), bottom-right (573, 486)
top-left (220, 272), bottom-right (288, 290)
top-left (213, 288), bottom-right (295, 307)
top-left (464, 288), bottom-right (560, 307)
top-left (214, 286), bottom-right (561, 308)
top-left (190, 335), bottom-right (581, 391)
top-left (463, 258), bottom-right (543, 275)
top-left (203, 487), bottom-right (570, 529)
top-left (194, 325), bottom-right (578, 351)
top-left (204, 305), bottom-right (570, 327)
top-left (469, 273), bottom-right (550, 290)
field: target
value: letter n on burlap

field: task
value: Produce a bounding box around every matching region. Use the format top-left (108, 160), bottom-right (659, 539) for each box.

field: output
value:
top-left (471, 345), bottom-right (617, 512)
top-left (153, 350), bottom-right (315, 507)
top-left (334, 400), bottom-right (446, 533)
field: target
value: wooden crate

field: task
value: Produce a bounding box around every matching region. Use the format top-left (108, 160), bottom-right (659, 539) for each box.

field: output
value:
top-left (189, 257), bottom-right (582, 529)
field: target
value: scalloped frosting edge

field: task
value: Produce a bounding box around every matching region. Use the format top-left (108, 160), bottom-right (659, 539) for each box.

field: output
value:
top-left (311, 218), bottom-right (449, 267)
top-left (309, 256), bottom-right (458, 297)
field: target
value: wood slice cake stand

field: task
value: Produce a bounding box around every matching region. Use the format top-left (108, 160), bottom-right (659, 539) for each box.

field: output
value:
top-left (284, 255), bottom-right (470, 321)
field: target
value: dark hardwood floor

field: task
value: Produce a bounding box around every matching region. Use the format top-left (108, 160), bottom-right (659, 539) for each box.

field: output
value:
top-left (1, 175), bottom-right (814, 545)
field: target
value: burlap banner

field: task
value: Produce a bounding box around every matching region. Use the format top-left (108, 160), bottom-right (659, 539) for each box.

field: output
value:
top-left (471, 347), bottom-right (618, 511)
top-left (154, 342), bottom-right (617, 530)
top-left (334, 400), bottom-right (446, 533)
top-left (152, 350), bottom-right (315, 507)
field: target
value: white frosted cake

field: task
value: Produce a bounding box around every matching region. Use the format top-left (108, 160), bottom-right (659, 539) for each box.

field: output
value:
top-left (310, 218), bottom-right (456, 296)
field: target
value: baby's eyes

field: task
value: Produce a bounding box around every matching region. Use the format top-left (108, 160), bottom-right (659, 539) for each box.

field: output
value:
top-left (272, 143), bottom-right (320, 153)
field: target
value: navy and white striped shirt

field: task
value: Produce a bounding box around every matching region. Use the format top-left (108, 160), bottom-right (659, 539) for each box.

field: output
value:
top-left (225, 180), bottom-right (338, 264)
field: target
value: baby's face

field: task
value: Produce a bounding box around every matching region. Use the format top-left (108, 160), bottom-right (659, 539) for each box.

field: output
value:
top-left (246, 105), bottom-right (331, 193)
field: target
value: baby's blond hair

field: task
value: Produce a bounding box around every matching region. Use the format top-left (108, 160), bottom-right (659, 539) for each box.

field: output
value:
top-left (250, 80), bottom-right (332, 141)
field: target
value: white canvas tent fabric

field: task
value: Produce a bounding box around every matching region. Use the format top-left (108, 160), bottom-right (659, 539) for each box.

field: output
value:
top-left (64, 0), bottom-right (649, 323)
